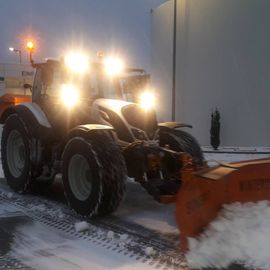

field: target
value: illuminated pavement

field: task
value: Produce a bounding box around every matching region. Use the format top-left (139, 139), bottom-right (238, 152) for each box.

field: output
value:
top-left (0, 180), bottom-right (248, 270)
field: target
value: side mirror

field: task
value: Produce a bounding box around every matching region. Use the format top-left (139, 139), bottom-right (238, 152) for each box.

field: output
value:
top-left (23, 83), bottom-right (32, 92)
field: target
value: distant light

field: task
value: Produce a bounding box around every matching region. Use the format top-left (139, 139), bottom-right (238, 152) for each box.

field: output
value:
top-left (9, 47), bottom-right (14, 52)
top-left (65, 52), bottom-right (89, 74)
top-left (104, 57), bottom-right (124, 76)
top-left (26, 41), bottom-right (34, 51)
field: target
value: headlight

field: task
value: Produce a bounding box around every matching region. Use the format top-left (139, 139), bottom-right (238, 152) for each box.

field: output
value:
top-left (104, 57), bottom-right (124, 76)
top-left (61, 84), bottom-right (79, 107)
top-left (139, 91), bottom-right (156, 110)
top-left (65, 52), bottom-right (89, 74)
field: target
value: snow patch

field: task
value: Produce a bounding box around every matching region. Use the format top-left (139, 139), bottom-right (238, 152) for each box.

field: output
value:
top-left (144, 247), bottom-right (155, 256)
top-left (187, 201), bottom-right (270, 269)
top-left (7, 192), bottom-right (13, 198)
top-left (119, 234), bottom-right (128, 241)
top-left (74, 221), bottom-right (90, 232)
top-left (31, 204), bottom-right (46, 212)
top-left (58, 212), bottom-right (65, 219)
top-left (107, 230), bottom-right (115, 239)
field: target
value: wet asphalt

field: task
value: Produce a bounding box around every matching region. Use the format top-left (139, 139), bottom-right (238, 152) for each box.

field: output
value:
top-left (0, 215), bottom-right (30, 255)
top-left (0, 214), bottom-right (34, 270)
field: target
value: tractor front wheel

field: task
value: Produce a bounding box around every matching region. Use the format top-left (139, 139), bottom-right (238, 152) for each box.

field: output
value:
top-left (159, 129), bottom-right (204, 166)
top-left (62, 134), bottom-right (127, 216)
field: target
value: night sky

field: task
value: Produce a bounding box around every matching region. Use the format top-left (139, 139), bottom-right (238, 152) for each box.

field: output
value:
top-left (0, 0), bottom-right (166, 70)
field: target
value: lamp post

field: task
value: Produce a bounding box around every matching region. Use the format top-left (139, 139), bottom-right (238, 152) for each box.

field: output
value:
top-left (172, 0), bottom-right (177, 121)
top-left (26, 41), bottom-right (35, 66)
top-left (9, 47), bottom-right (22, 64)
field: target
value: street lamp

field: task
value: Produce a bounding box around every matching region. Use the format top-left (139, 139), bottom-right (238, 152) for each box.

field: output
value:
top-left (9, 47), bottom-right (22, 64)
top-left (26, 41), bottom-right (35, 66)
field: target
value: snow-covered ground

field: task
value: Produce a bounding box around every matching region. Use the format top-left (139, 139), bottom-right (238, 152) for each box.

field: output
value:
top-left (1, 135), bottom-right (270, 269)
top-left (10, 222), bottom-right (157, 270)
top-left (114, 179), bottom-right (178, 234)
top-left (204, 149), bottom-right (270, 167)
top-left (0, 183), bottom-right (182, 270)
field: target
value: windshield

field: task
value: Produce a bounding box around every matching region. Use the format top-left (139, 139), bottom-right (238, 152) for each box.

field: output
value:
top-left (118, 73), bottom-right (151, 103)
top-left (90, 64), bottom-right (150, 101)
top-left (44, 67), bottom-right (99, 100)
top-left (41, 63), bottom-right (150, 102)
top-left (96, 72), bottom-right (121, 99)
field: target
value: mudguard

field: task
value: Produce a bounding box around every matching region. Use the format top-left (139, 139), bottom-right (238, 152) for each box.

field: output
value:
top-left (0, 103), bottom-right (53, 140)
top-left (19, 103), bottom-right (51, 128)
top-left (176, 157), bottom-right (270, 252)
top-left (67, 124), bottom-right (114, 140)
top-left (158, 122), bottom-right (192, 130)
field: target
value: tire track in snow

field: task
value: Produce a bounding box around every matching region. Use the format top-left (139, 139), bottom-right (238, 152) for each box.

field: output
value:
top-left (0, 185), bottom-right (188, 270)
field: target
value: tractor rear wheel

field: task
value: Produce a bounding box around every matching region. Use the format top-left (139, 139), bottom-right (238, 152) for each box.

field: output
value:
top-left (159, 129), bottom-right (204, 166)
top-left (62, 134), bottom-right (127, 216)
top-left (1, 114), bottom-right (32, 193)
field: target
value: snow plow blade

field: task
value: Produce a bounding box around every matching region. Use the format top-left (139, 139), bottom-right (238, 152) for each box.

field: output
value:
top-left (176, 157), bottom-right (270, 252)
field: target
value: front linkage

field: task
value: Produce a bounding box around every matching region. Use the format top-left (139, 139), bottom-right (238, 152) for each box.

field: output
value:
top-left (123, 139), bottom-right (194, 203)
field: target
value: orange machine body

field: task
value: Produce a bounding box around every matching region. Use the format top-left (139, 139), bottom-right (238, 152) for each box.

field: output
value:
top-left (0, 93), bottom-right (31, 117)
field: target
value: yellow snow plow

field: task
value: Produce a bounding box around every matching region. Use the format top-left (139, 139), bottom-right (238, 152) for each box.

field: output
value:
top-left (176, 154), bottom-right (270, 252)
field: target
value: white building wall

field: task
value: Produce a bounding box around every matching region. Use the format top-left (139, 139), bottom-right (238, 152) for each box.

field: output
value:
top-left (151, 1), bottom-right (174, 121)
top-left (152, 0), bottom-right (270, 147)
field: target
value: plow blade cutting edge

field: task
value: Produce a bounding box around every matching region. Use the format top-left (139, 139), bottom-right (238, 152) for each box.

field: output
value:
top-left (176, 157), bottom-right (270, 252)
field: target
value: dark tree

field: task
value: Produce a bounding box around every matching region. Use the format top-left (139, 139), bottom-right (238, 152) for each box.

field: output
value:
top-left (210, 109), bottom-right (220, 150)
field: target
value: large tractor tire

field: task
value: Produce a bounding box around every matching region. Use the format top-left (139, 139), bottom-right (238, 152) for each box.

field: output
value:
top-left (159, 129), bottom-right (204, 166)
top-left (62, 134), bottom-right (127, 216)
top-left (1, 114), bottom-right (32, 193)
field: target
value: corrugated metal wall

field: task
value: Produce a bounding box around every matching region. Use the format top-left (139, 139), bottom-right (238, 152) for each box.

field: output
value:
top-left (151, 1), bottom-right (174, 121)
top-left (151, 0), bottom-right (270, 147)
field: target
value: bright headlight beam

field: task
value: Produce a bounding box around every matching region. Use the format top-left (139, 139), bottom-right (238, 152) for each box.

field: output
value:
top-left (104, 57), bottom-right (124, 76)
top-left (139, 91), bottom-right (156, 110)
top-left (65, 52), bottom-right (89, 74)
top-left (61, 84), bottom-right (79, 107)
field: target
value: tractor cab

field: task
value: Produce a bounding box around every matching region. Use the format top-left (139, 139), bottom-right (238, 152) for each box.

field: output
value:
top-left (29, 58), bottom-right (151, 108)
top-left (30, 60), bottom-right (99, 106)
top-left (24, 57), bottom-right (155, 137)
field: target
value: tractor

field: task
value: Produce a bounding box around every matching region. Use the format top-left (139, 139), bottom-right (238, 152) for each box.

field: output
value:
top-left (0, 53), bottom-right (203, 216)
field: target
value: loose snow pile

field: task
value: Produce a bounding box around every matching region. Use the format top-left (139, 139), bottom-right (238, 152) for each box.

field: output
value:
top-left (144, 247), bottom-right (156, 256)
top-left (74, 221), bottom-right (90, 232)
top-left (119, 234), bottom-right (128, 241)
top-left (187, 200), bottom-right (270, 269)
top-left (7, 192), bottom-right (13, 198)
top-left (107, 230), bottom-right (115, 239)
